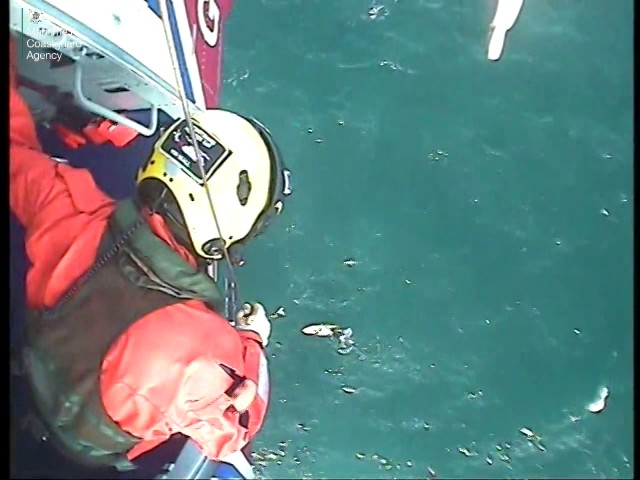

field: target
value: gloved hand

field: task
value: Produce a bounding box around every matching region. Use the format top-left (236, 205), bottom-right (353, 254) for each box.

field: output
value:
top-left (235, 303), bottom-right (271, 347)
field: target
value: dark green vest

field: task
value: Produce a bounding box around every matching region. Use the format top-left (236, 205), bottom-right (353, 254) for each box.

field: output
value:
top-left (23, 200), bottom-right (224, 471)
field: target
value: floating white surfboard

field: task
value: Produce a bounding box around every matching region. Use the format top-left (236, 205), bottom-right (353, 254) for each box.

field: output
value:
top-left (487, 0), bottom-right (524, 61)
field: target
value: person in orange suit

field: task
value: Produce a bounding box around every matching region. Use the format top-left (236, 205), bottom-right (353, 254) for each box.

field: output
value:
top-left (10, 36), bottom-right (292, 471)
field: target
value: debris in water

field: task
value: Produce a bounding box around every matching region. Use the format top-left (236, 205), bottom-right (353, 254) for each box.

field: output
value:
top-left (372, 453), bottom-right (380, 460)
top-left (600, 208), bottom-right (610, 217)
top-left (315, 138), bottom-right (323, 144)
top-left (485, 455), bottom-right (493, 465)
top-left (498, 453), bottom-right (511, 464)
top-left (338, 120), bottom-right (344, 126)
top-left (569, 414), bottom-right (581, 423)
top-left (422, 421), bottom-right (431, 431)
top-left (458, 447), bottom-right (477, 457)
top-left (427, 466), bottom-right (437, 478)
top-left (534, 440), bottom-right (547, 452)
top-left (336, 327), bottom-right (358, 355)
top-left (269, 306), bottom-right (287, 319)
top-left (519, 427), bottom-right (538, 439)
top-left (343, 258), bottom-right (357, 267)
top-left (587, 386), bottom-right (610, 413)
top-left (573, 328), bottom-right (581, 335)
top-left (429, 149), bottom-right (448, 162)
top-left (296, 423), bottom-right (310, 432)
top-left (307, 128), bottom-right (313, 134)
top-left (341, 385), bottom-right (358, 395)
top-left (355, 453), bottom-right (365, 460)
top-left (367, 5), bottom-right (386, 19)
top-left (301, 324), bottom-right (338, 337)
top-left (467, 390), bottom-right (483, 400)
top-left (406, 461), bottom-right (413, 467)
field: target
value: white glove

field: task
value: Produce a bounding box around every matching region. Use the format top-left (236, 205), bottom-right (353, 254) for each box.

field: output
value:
top-left (235, 302), bottom-right (271, 347)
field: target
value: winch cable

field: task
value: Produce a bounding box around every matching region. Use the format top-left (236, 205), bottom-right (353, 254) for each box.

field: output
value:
top-left (158, 0), bottom-right (240, 305)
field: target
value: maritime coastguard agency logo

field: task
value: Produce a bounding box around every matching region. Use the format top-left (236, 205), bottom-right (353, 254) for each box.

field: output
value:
top-left (22, 9), bottom-right (81, 62)
top-left (29, 9), bottom-right (42, 23)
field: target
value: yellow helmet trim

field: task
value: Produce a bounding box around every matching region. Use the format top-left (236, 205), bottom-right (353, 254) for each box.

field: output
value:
top-left (137, 110), bottom-right (273, 259)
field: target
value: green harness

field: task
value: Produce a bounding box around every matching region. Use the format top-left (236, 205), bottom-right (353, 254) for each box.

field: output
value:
top-left (24, 199), bottom-right (223, 471)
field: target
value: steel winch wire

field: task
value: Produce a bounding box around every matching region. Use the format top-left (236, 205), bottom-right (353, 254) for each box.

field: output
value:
top-left (158, 0), bottom-right (240, 306)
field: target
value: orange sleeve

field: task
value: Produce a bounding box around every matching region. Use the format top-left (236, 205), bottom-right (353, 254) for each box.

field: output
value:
top-left (102, 304), bottom-right (264, 462)
top-left (10, 52), bottom-right (114, 230)
top-left (10, 39), bottom-right (117, 308)
top-left (111, 357), bottom-right (250, 462)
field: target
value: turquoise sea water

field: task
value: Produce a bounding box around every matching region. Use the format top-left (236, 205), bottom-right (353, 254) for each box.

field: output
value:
top-left (222, 1), bottom-right (633, 478)
top-left (9, 1), bottom-right (633, 479)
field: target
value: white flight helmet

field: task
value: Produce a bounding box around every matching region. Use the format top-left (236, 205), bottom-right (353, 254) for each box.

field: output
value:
top-left (136, 109), bottom-right (292, 260)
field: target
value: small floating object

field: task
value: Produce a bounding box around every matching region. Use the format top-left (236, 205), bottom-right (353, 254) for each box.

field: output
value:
top-left (519, 427), bottom-right (537, 439)
top-left (487, 0), bottom-right (524, 61)
top-left (406, 461), bottom-right (413, 467)
top-left (368, 5), bottom-right (385, 19)
top-left (600, 208), bottom-right (610, 217)
top-left (324, 367), bottom-right (344, 376)
top-left (427, 466), bottom-right (437, 478)
top-left (296, 423), bottom-right (310, 432)
top-left (269, 306), bottom-right (287, 319)
top-left (486, 455), bottom-right (493, 465)
top-left (498, 453), bottom-right (511, 464)
top-left (355, 453), bottom-right (365, 460)
top-left (341, 385), bottom-right (358, 394)
top-left (534, 440), bottom-right (547, 452)
top-left (301, 324), bottom-right (338, 337)
top-left (343, 258), bottom-right (357, 267)
top-left (587, 386), bottom-right (610, 413)
top-left (458, 447), bottom-right (476, 457)
top-left (573, 328), bottom-right (581, 335)
top-left (467, 390), bottom-right (483, 400)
